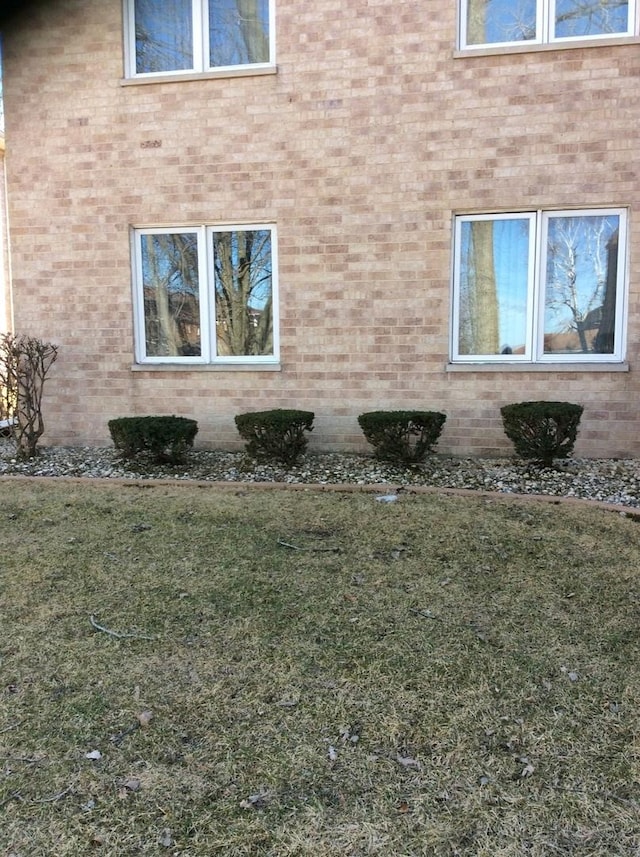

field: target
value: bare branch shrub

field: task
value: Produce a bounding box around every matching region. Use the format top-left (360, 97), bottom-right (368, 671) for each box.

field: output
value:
top-left (0, 333), bottom-right (59, 459)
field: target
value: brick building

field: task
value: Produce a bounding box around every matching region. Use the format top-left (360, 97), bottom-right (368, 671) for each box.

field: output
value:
top-left (1, 0), bottom-right (638, 456)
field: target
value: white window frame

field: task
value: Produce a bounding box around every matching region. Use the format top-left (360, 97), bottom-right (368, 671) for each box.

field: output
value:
top-left (132, 223), bottom-right (280, 365)
top-left (459, 0), bottom-right (637, 49)
top-left (124, 0), bottom-right (276, 80)
top-left (451, 208), bottom-right (628, 365)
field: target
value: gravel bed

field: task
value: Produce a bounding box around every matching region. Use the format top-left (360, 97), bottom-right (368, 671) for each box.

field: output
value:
top-left (0, 444), bottom-right (639, 508)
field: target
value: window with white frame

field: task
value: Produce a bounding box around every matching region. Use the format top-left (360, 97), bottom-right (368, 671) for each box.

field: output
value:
top-left (124, 0), bottom-right (274, 78)
top-left (132, 225), bottom-right (278, 364)
top-left (460, 0), bottom-right (636, 48)
top-left (451, 209), bottom-right (627, 363)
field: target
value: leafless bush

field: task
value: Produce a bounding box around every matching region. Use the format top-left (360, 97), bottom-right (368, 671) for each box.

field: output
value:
top-left (0, 333), bottom-right (59, 459)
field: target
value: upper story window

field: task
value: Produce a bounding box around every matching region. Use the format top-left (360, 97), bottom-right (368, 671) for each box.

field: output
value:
top-left (451, 209), bottom-right (627, 364)
top-left (124, 0), bottom-right (274, 79)
top-left (460, 0), bottom-right (636, 49)
top-left (132, 224), bottom-right (279, 365)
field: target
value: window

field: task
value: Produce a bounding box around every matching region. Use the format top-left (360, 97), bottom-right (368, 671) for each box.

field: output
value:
top-left (451, 209), bottom-right (627, 363)
top-left (460, 0), bottom-right (636, 48)
top-left (132, 225), bottom-right (278, 364)
top-left (125, 0), bottom-right (274, 78)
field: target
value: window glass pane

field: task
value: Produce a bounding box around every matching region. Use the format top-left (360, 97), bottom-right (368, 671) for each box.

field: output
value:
top-left (466, 0), bottom-right (537, 44)
top-left (554, 0), bottom-right (629, 38)
top-left (134, 0), bottom-right (193, 73)
top-left (458, 218), bottom-right (530, 356)
top-left (212, 229), bottom-right (273, 356)
top-left (209, 0), bottom-right (270, 66)
top-left (544, 214), bottom-right (620, 355)
top-left (141, 233), bottom-right (201, 357)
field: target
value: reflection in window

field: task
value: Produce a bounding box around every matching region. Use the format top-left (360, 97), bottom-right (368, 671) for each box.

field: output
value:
top-left (141, 232), bottom-right (201, 357)
top-left (128, 0), bottom-right (273, 76)
top-left (135, 0), bottom-right (193, 74)
top-left (134, 225), bottom-right (278, 364)
top-left (461, 0), bottom-right (633, 47)
top-left (452, 209), bottom-right (627, 363)
top-left (544, 214), bottom-right (620, 355)
top-left (213, 229), bottom-right (273, 357)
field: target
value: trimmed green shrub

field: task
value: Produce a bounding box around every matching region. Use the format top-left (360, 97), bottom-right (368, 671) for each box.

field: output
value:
top-left (357, 410), bottom-right (446, 464)
top-left (234, 409), bottom-right (314, 464)
top-left (108, 415), bottom-right (198, 464)
top-left (500, 401), bottom-right (583, 467)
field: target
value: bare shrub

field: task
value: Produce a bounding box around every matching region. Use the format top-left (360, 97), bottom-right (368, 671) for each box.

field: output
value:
top-left (0, 333), bottom-right (59, 459)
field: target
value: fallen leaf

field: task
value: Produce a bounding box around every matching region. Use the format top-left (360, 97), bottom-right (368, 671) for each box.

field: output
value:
top-left (123, 777), bottom-right (141, 792)
top-left (396, 753), bottom-right (421, 770)
top-left (85, 750), bottom-right (102, 761)
top-left (137, 710), bottom-right (153, 727)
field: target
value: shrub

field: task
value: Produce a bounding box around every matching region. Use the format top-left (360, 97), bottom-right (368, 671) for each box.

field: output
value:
top-left (108, 415), bottom-right (198, 464)
top-left (357, 410), bottom-right (447, 464)
top-left (500, 401), bottom-right (584, 467)
top-left (0, 333), bottom-right (59, 460)
top-left (234, 409), bottom-right (314, 464)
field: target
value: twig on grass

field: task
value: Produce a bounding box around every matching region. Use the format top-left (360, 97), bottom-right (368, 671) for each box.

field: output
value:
top-left (110, 723), bottom-right (140, 746)
top-left (89, 615), bottom-right (156, 641)
top-left (0, 720), bottom-right (22, 734)
top-left (409, 608), bottom-right (443, 621)
top-left (31, 785), bottom-right (74, 804)
top-left (277, 539), bottom-right (341, 553)
top-left (0, 790), bottom-right (23, 809)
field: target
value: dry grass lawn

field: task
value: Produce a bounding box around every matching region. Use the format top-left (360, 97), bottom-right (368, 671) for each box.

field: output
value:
top-left (1, 480), bottom-right (639, 856)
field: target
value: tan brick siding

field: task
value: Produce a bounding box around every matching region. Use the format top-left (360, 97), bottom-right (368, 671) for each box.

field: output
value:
top-left (2, 0), bottom-right (639, 456)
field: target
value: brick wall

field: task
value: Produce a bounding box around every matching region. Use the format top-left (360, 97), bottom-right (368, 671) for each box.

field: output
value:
top-left (2, 0), bottom-right (639, 457)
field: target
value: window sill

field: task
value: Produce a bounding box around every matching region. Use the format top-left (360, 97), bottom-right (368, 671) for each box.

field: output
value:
top-left (454, 35), bottom-right (640, 58)
top-left (446, 362), bottom-right (630, 373)
top-left (120, 66), bottom-right (277, 86)
top-left (131, 362), bottom-right (281, 372)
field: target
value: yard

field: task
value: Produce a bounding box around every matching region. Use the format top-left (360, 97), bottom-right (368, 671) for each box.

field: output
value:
top-left (1, 479), bottom-right (639, 855)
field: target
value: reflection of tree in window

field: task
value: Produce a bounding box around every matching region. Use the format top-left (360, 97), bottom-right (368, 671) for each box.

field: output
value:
top-left (135, 0), bottom-right (193, 73)
top-left (544, 216), bottom-right (619, 354)
top-left (466, 0), bottom-right (536, 44)
top-left (465, 0), bottom-right (628, 45)
top-left (459, 220), bottom-right (499, 355)
top-left (142, 234), bottom-right (201, 357)
top-left (209, 0), bottom-right (269, 66)
top-left (213, 230), bottom-right (273, 356)
top-left (555, 0), bottom-right (629, 37)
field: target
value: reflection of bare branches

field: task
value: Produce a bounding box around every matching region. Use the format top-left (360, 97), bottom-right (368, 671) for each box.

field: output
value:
top-left (213, 230), bottom-right (273, 357)
top-left (555, 0), bottom-right (628, 35)
top-left (545, 216), bottom-right (618, 354)
top-left (467, 0), bottom-right (628, 45)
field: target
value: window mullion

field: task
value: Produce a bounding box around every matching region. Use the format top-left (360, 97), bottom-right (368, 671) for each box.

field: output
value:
top-left (542, 0), bottom-right (551, 43)
top-left (199, 226), bottom-right (214, 361)
top-left (530, 212), bottom-right (545, 361)
top-left (193, 0), bottom-right (206, 72)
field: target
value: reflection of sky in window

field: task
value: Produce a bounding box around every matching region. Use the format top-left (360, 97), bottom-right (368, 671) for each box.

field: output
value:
top-left (491, 219), bottom-right (529, 351)
top-left (135, 0), bottom-right (193, 73)
top-left (468, 0), bottom-right (536, 43)
top-left (555, 0), bottom-right (628, 37)
top-left (468, 0), bottom-right (628, 44)
top-left (209, 0), bottom-right (269, 66)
